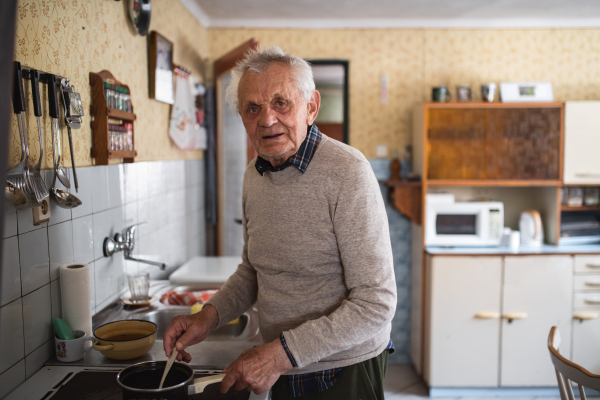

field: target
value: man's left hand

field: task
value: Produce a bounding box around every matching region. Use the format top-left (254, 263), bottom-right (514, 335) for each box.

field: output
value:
top-left (220, 339), bottom-right (293, 395)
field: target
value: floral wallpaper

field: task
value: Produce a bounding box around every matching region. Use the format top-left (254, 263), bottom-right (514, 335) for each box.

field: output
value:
top-left (10, 0), bottom-right (209, 169)
top-left (210, 27), bottom-right (600, 159)
top-left (11, 3), bottom-right (600, 166)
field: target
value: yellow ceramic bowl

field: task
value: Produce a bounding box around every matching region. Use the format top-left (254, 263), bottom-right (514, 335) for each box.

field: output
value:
top-left (93, 320), bottom-right (157, 360)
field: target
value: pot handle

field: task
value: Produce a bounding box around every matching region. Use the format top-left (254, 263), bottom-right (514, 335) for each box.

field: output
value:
top-left (190, 373), bottom-right (226, 394)
top-left (93, 341), bottom-right (114, 351)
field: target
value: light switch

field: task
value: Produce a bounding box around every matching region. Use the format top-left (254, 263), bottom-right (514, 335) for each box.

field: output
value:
top-left (375, 145), bottom-right (388, 158)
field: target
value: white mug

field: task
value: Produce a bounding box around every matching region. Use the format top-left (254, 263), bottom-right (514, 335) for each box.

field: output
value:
top-left (55, 330), bottom-right (94, 362)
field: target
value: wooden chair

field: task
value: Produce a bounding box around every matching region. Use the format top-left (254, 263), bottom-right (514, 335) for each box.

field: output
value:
top-left (548, 326), bottom-right (600, 400)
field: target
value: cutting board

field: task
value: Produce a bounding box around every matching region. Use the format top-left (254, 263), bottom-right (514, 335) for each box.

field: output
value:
top-left (169, 256), bottom-right (242, 287)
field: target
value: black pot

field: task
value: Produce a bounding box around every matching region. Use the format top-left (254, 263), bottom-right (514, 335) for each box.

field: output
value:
top-left (117, 361), bottom-right (194, 399)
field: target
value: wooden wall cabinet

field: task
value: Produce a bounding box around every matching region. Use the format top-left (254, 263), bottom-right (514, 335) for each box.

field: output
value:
top-left (89, 70), bottom-right (137, 165)
top-left (425, 255), bottom-right (573, 388)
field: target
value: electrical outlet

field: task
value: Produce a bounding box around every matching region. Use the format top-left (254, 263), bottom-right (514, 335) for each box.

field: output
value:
top-left (32, 198), bottom-right (51, 225)
top-left (375, 144), bottom-right (388, 158)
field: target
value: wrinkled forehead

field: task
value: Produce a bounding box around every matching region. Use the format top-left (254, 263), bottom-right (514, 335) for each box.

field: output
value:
top-left (238, 63), bottom-right (302, 105)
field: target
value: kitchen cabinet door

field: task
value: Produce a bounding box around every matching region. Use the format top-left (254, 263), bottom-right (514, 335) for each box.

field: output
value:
top-left (427, 256), bottom-right (502, 387)
top-left (572, 309), bottom-right (600, 374)
top-left (500, 256), bottom-right (573, 386)
top-left (564, 102), bottom-right (600, 184)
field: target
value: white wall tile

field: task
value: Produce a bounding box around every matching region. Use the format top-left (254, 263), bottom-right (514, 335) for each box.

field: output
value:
top-left (72, 215), bottom-right (94, 264)
top-left (91, 166), bottom-right (109, 213)
top-left (17, 208), bottom-right (47, 235)
top-left (3, 202), bottom-right (18, 239)
top-left (71, 167), bottom-right (93, 219)
top-left (50, 279), bottom-right (61, 320)
top-left (147, 162), bottom-right (162, 198)
top-left (0, 299), bottom-right (25, 374)
top-left (0, 360), bottom-right (25, 399)
top-left (92, 207), bottom-right (124, 261)
top-left (48, 221), bottom-right (74, 281)
top-left (44, 170), bottom-right (72, 226)
top-left (136, 162), bottom-right (149, 201)
top-left (19, 228), bottom-right (49, 295)
top-left (25, 339), bottom-right (53, 379)
top-left (123, 163), bottom-right (138, 204)
top-left (1, 237), bottom-right (21, 307)
top-left (22, 284), bottom-right (52, 355)
top-left (107, 164), bottom-right (124, 209)
top-left (124, 202), bottom-right (138, 229)
top-left (94, 257), bottom-right (113, 307)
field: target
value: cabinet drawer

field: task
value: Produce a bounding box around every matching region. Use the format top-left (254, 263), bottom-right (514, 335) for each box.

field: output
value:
top-left (574, 275), bottom-right (600, 291)
top-left (574, 292), bottom-right (600, 308)
top-left (565, 102), bottom-right (600, 129)
top-left (575, 256), bottom-right (600, 273)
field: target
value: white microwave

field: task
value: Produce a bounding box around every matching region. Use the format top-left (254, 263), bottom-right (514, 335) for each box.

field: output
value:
top-left (425, 201), bottom-right (504, 247)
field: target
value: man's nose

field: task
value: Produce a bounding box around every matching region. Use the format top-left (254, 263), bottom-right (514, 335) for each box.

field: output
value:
top-left (258, 107), bottom-right (277, 127)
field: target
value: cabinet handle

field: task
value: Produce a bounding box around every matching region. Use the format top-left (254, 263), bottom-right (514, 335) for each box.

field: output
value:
top-left (474, 312), bottom-right (500, 319)
top-left (574, 312), bottom-right (599, 320)
top-left (584, 280), bottom-right (600, 287)
top-left (585, 263), bottom-right (600, 269)
top-left (503, 312), bottom-right (528, 320)
top-left (575, 172), bottom-right (600, 177)
top-left (584, 297), bottom-right (600, 304)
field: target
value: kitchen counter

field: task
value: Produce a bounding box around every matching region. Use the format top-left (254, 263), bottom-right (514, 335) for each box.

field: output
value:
top-left (426, 244), bottom-right (600, 255)
top-left (45, 339), bottom-right (258, 369)
top-left (169, 256), bottom-right (242, 287)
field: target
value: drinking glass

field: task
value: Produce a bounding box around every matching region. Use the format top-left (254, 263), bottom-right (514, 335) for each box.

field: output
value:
top-left (127, 273), bottom-right (150, 301)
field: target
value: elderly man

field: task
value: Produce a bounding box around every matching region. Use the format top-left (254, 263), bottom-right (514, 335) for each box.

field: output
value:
top-left (164, 46), bottom-right (396, 399)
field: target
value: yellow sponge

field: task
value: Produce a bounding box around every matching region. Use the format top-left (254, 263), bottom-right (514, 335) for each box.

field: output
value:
top-left (191, 303), bottom-right (239, 324)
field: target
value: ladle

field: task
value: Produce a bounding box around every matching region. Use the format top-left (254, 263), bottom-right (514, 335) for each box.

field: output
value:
top-left (48, 74), bottom-right (70, 188)
top-left (51, 188), bottom-right (82, 209)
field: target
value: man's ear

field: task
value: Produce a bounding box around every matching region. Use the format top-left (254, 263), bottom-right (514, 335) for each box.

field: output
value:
top-left (306, 90), bottom-right (321, 125)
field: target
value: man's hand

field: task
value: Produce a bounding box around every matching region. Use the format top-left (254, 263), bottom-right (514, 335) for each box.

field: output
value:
top-left (163, 304), bottom-right (219, 363)
top-left (220, 339), bottom-right (293, 395)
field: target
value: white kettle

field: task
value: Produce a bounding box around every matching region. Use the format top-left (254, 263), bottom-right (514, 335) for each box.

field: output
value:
top-left (520, 210), bottom-right (544, 246)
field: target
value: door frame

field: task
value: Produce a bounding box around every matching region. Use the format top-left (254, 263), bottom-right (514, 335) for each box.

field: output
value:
top-left (306, 59), bottom-right (349, 145)
top-left (214, 38), bottom-right (258, 256)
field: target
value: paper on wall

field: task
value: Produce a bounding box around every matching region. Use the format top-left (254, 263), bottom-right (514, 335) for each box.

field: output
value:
top-left (169, 75), bottom-right (207, 150)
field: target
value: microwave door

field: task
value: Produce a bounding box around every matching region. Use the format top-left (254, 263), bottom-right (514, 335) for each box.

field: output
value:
top-left (436, 214), bottom-right (477, 235)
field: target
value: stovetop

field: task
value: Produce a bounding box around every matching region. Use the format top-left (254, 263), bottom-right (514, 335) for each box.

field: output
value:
top-left (5, 366), bottom-right (265, 400)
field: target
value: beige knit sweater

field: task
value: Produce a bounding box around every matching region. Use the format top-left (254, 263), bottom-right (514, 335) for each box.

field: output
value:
top-left (206, 134), bottom-right (397, 374)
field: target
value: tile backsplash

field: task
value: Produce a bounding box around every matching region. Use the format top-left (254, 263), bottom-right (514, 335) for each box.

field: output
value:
top-left (0, 159), bottom-right (206, 397)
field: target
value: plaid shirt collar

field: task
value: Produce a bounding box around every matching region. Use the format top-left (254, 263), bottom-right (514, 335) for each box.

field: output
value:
top-left (254, 124), bottom-right (322, 176)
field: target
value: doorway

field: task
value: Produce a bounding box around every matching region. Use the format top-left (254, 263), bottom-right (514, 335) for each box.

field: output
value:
top-left (308, 60), bottom-right (349, 144)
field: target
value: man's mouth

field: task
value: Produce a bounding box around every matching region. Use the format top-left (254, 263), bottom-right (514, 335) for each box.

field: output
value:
top-left (262, 133), bottom-right (284, 140)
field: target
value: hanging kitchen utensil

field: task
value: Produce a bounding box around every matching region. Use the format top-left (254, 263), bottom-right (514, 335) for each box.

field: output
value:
top-left (48, 74), bottom-right (70, 188)
top-left (28, 69), bottom-right (49, 203)
top-left (8, 62), bottom-right (34, 208)
top-left (60, 78), bottom-right (84, 192)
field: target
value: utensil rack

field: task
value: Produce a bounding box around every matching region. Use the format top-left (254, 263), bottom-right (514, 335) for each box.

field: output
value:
top-left (89, 70), bottom-right (137, 164)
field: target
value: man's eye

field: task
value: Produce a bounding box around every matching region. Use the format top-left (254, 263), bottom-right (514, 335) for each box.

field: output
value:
top-left (275, 101), bottom-right (285, 108)
top-left (248, 106), bottom-right (258, 113)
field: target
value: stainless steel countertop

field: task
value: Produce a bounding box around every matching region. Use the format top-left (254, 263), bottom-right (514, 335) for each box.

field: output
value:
top-left (46, 280), bottom-right (262, 370)
top-left (45, 339), bottom-right (258, 369)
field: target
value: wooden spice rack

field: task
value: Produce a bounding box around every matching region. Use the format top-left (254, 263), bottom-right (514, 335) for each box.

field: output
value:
top-left (89, 70), bottom-right (137, 164)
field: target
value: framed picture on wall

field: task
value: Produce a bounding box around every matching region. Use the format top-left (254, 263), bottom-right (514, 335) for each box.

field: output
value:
top-left (149, 31), bottom-right (174, 104)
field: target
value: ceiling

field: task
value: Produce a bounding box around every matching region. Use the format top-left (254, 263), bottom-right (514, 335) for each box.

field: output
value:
top-left (179, 0), bottom-right (600, 28)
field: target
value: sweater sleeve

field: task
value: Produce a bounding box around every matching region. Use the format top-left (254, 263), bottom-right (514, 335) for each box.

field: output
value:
top-left (205, 190), bottom-right (258, 328)
top-left (281, 159), bottom-right (397, 368)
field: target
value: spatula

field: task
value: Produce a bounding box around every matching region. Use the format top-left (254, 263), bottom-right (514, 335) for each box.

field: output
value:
top-left (159, 348), bottom-right (179, 389)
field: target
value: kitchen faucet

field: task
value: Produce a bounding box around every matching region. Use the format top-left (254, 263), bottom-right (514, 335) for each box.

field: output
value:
top-left (102, 223), bottom-right (166, 270)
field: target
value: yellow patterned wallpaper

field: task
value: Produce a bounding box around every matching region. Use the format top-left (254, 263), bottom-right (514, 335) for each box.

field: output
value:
top-left (210, 28), bottom-right (600, 159)
top-left (11, 5), bottom-right (600, 166)
top-left (10, 0), bottom-right (208, 169)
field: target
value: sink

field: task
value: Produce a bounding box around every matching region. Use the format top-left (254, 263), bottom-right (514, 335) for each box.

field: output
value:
top-left (132, 308), bottom-right (253, 341)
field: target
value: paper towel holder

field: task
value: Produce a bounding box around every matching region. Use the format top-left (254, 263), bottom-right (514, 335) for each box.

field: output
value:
top-left (103, 223), bottom-right (166, 270)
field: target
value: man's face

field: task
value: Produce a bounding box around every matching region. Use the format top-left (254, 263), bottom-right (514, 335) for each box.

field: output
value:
top-left (237, 63), bottom-right (320, 166)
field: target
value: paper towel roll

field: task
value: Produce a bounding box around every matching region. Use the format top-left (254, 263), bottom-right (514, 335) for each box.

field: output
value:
top-left (60, 264), bottom-right (92, 337)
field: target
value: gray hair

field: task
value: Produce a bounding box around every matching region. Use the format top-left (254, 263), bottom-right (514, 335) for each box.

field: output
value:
top-left (225, 46), bottom-right (315, 112)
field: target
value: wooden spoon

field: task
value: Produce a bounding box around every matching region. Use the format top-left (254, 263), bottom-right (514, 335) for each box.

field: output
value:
top-left (159, 348), bottom-right (178, 389)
